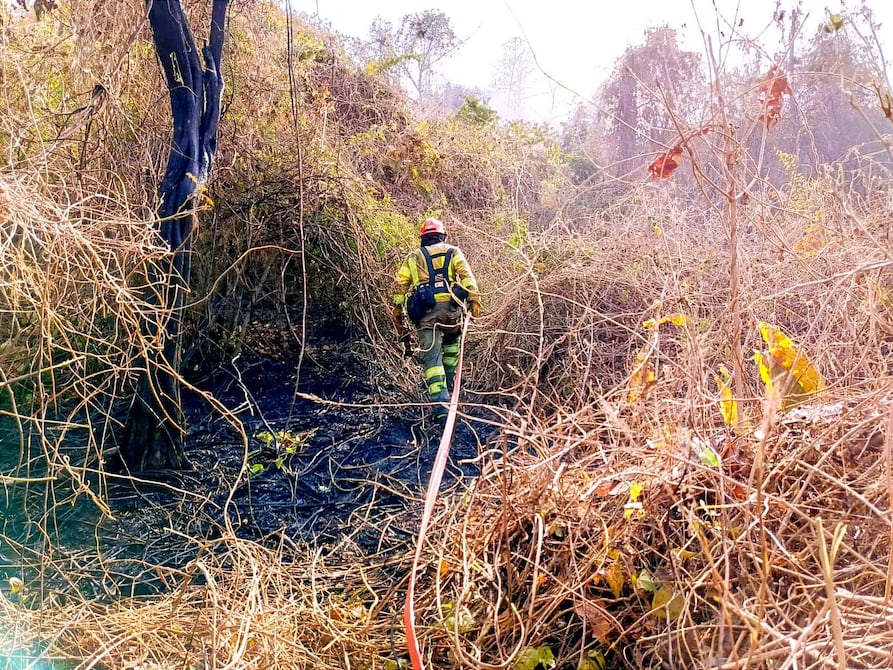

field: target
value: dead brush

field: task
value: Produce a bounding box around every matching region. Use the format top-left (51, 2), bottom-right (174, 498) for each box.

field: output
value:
top-left (0, 534), bottom-right (409, 669)
top-left (403, 169), bottom-right (893, 668)
top-left (6, 150), bottom-right (893, 669)
top-left (0, 173), bottom-right (166, 464)
top-left (411, 372), bottom-right (893, 669)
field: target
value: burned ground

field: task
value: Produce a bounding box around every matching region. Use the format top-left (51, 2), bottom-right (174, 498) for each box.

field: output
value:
top-left (1, 343), bottom-right (489, 602)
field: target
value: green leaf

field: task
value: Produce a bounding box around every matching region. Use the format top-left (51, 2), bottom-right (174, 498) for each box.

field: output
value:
top-left (441, 602), bottom-right (475, 633)
top-left (635, 569), bottom-right (657, 592)
top-left (516, 645), bottom-right (555, 670)
top-left (249, 463), bottom-right (265, 476)
top-left (699, 446), bottom-right (721, 468)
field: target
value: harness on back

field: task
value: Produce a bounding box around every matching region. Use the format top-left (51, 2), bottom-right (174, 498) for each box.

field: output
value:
top-left (405, 246), bottom-right (454, 324)
top-left (420, 246), bottom-right (454, 298)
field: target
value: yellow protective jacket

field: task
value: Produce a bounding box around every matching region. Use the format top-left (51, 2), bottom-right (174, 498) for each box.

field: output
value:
top-left (392, 242), bottom-right (479, 320)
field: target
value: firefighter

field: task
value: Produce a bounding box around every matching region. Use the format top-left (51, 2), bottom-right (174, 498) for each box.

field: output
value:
top-left (392, 217), bottom-right (480, 419)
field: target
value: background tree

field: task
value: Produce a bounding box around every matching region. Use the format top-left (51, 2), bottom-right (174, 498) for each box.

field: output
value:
top-left (121, 0), bottom-right (230, 470)
top-left (437, 82), bottom-right (489, 115)
top-left (593, 27), bottom-right (706, 179)
top-left (367, 10), bottom-right (461, 103)
top-left (560, 103), bottom-right (601, 185)
top-left (783, 6), bottom-right (890, 168)
top-left (491, 36), bottom-right (535, 119)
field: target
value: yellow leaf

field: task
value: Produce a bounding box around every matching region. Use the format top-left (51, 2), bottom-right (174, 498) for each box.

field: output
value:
top-left (9, 577), bottom-right (24, 595)
top-left (578, 650), bottom-right (607, 670)
top-left (605, 562), bottom-right (624, 598)
top-left (643, 313), bottom-right (691, 330)
top-left (759, 322), bottom-right (824, 391)
top-left (653, 224), bottom-right (663, 236)
top-left (753, 351), bottom-right (772, 389)
top-left (651, 585), bottom-right (684, 620)
top-left (714, 364), bottom-right (739, 426)
top-left (627, 349), bottom-right (655, 402)
top-left (823, 14), bottom-right (844, 32)
top-left (623, 502), bottom-right (643, 520)
top-left (663, 313), bottom-right (691, 328)
top-left (516, 646), bottom-right (555, 670)
top-left (625, 483), bottom-right (646, 520)
top-left (548, 522), bottom-right (565, 538)
top-left (718, 385), bottom-right (738, 425)
top-left (756, 323), bottom-right (824, 405)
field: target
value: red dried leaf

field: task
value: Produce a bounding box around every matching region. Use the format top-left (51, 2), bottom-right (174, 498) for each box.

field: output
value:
top-left (647, 145), bottom-right (683, 179)
top-left (758, 66), bottom-right (792, 127)
top-left (759, 65), bottom-right (792, 98)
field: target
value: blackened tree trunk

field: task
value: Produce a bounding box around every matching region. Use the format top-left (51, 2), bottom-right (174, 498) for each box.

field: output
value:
top-left (121, 0), bottom-right (229, 470)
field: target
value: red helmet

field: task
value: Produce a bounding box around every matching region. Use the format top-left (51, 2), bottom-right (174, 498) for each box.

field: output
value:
top-left (419, 217), bottom-right (445, 237)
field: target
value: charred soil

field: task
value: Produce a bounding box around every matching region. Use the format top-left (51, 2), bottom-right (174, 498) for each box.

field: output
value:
top-left (2, 337), bottom-right (489, 601)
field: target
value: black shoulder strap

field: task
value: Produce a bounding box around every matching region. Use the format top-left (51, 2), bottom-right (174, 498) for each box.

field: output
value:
top-left (420, 246), bottom-right (436, 287)
top-left (420, 246), bottom-right (454, 288)
top-left (441, 248), bottom-right (454, 284)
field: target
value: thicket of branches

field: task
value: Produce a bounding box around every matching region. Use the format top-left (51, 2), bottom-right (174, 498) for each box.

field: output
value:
top-left (3, 2), bottom-right (893, 669)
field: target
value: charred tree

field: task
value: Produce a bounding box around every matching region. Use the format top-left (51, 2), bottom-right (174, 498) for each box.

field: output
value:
top-left (121, 0), bottom-right (229, 470)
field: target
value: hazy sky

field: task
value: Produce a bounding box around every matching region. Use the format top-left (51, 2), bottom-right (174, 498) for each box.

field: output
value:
top-left (290, 0), bottom-right (893, 122)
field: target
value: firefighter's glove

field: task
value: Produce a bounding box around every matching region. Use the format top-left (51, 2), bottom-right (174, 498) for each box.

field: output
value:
top-left (469, 300), bottom-right (481, 318)
top-left (399, 331), bottom-right (413, 358)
